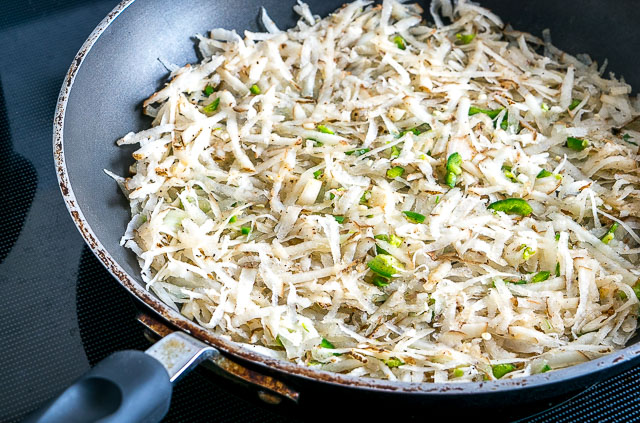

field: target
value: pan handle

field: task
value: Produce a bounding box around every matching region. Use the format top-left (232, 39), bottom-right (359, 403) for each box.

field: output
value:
top-left (24, 332), bottom-right (216, 423)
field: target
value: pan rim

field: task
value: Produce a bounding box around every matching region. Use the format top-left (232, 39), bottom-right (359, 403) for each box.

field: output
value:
top-left (53, 0), bottom-right (640, 396)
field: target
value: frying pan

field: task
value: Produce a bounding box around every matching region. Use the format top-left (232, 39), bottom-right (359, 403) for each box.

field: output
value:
top-left (34, 0), bottom-right (640, 421)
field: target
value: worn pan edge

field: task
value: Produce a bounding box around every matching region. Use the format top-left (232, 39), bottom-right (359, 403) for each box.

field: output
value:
top-left (52, 0), bottom-right (640, 397)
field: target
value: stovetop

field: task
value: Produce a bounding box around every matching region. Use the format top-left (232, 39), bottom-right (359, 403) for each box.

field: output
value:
top-left (1, 1), bottom-right (640, 422)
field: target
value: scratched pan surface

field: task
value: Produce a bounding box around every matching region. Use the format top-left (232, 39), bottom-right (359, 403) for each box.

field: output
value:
top-left (54, 0), bottom-right (640, 413)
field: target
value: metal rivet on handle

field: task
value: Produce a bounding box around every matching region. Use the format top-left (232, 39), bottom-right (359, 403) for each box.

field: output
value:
top-left (257, 390), bottom-right (282, 405)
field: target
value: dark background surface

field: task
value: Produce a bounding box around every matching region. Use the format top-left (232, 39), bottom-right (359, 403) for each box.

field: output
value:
top-left (1, 1), bottom-right (640, 422)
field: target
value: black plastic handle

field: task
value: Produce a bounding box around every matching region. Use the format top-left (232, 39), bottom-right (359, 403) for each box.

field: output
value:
top-left (24, 350), bottom-right (172, 423)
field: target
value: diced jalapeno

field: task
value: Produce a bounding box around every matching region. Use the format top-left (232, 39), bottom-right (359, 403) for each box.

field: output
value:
top-left (522, 245), bottom-right (535, 261)
top-left (402, 211), bottom-right (426, 223)
top-left (469, 106), bottom-right (503, 119)
top-left (313, 169), bottom-right (323, 179)
top-left (502, 165), bottom-right (518, 183)
top-left (445, 152), bottom-right (463, 188)
top-left (633, 279), bottom-right (640, 300)
top-left (487, 198), bottom-right (532, 216)
top-left (455, 33), bottom-right (475, 44)
top-left (392, 35), bottom-right (406, 50)
top-left (492, 363), bottom-right (516, 379)
top-left (202, 97), bottom-right (220, 115)
top-left (601, 223), bottom-right (619, 244)
top-left (333, 215), bottom-right (345, 224)
top-left (569, 99), bottom-right (581, 110)
top-left (374, 234), bottom-right (403, 247)
top-left (229, 215), bottom-right (237, 224)
top-left (320, 338), bottom-right (341, 356)
top-left (452, 368), bottom-right (465, 378)
top-left (367, 254), bottom-right (404, 278)
top-left (360, 190), bottom-right (371, 204)
top-left (555, 262), bottom-right (561, 277)
top-left (375, 244), bottom-right (389, 255)
top-left (536, 169), bottom-right (553, 179)
top-left (387, 166), bottom-right (405, 179)
top-left (250, 84), bottom-right (261, 95)
top-left (622, 133), bottom-right (637, 146)
top-left (531, 271), bottom-right (550, 283)
top-left (566, 137), bottom-right (589, 151)
top-left (390, 145), bottom-right (401, 159)
top-left (241, 226), bottom-right (251, 235)
top-left (345, 148), bottom-right (370, 156)
top-left (307, 138), bottom-right (323, 147)
top-left (540, 364), bottom-right (552, 373)
top-left (203, 84), bottom-right (215, 96)
top-left (384, 357), bottom-right (404, 368)
top-left (317, 124), bottom-right (334, 134)
top-left (320, 338), bottom-right (335, 349)
top-left (372, 275), bottom-right (390, 287)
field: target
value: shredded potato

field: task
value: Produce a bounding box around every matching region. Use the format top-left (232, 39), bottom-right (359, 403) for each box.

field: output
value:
top-left (110, 0), bottom-right (640, 382)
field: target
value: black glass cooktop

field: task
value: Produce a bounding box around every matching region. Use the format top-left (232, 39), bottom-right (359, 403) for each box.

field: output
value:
top-left (1, 1), bottom-right (639, 422)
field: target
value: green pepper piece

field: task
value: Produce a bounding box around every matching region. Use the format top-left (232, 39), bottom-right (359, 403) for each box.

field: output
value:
top-left (313, 169), bottom-right (323, 180)
top-left (522, 245), bottom-right (535, 261)
top-left (540, 364), bottom-right (552, 373)
top-left (622, 133), bottom-right (638, 146)
top-left (320, 338), bottom-right (341, 356)
top-left (203, 84), bottom-right (215, 96)
top-left (537, 169), bottom-right (553, 179)
top-left (374, 234), bottom-right (403, 247)
top-left (392, 35), bottom-right (406, 50)
top-left (555, 262), bottom-right (561, 277)
top-left (250, 84), bottom-right (261, 95)
top-left (402, 211), bottom-right (426, 223)
top-left (566, 137), bottom-right (589, 151)
top-left (492, 363), bottom-right (516, 379)
top-left (202, 97), bottom-right (220, 115)
top-left (367, 254), bottom-right (404, 278)
top-left (487, 198), bottom-right (532, 216)
top-left (317, 124), bottom-right (334, 134)
top-left (469, 106), bottom-right (504, 119)
top-left (384, 357), bottom-right (404, 368)
top-left (445, 152), bottom-right (463, 188)
top-left (360, 190), bottom-right (371, 204)
top-left (333, 215), bottom-right (345, 224)
top-left (601, 223), bottom-right (619, 244)
top-left (387, 166), bottom-right (405, 179)
top-left (455, 33), bottom-right (475, 44)
top-left (390, 145), bottom-right (401, 159)
top-left (375, 244), bottom-right (389, 255)
top-left (372, 275), bottom-right (390, 287)
top-left (307, 138), bottom-right (323, 147)
top-left (345, 148), bottom-right (370, 156)
top-left (241, 226), bottom-right (251, 235)
top-left (568, 99), bottom-right (581, 110)
top-left (452, 368), bottom-right (465, 378)
top-left (229, 215), bottom-right (237, 224)
top-left (487, 198), bottom-right (533, 216)
top-left (502, 165), bottom-right (518, 183)
top-left (531, 271), bottom-right (550, 283)
top-left (320, 338), bottom-right (335, 349)
top-left (633, 279), bottom-right (640, 300)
